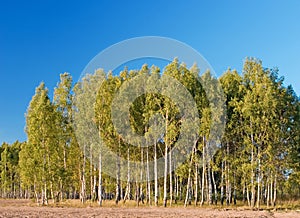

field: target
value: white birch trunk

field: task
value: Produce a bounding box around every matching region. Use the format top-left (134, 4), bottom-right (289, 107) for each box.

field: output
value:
top-left (146, 146), bottom-right (151, 205)
top-left (221, 161), bottom-right (224, 205)
top-left (200, 136), bottom-right (206, 206)
top-left (123, 147), bottom-right (131, 203)
top-left (169, 149), bottom-right (173, 206)
top-left (250, 131), bottom-right (255, 208)
top-left (207, 163), bottom-right (212, 205)
top-left (115, 137), bottom-right (121, 205)
top-left (273, 174), bottom-right (277, 207)
top-left (98, 152), bottom-right (102, 206)
top-left (194, 163), bottom-right (198, 206)
top-left (154, 139), bottom-right (158, 206)
top-left (212, 168), bottom-right (218, 205)
top-left (163, 143), bottom-right (168, 207)
top-left (81, 144), bottom-right (86, 203)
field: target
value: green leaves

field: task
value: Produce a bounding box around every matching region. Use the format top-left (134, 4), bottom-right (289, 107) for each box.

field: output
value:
top-left (1, 57), bottom-right (298, 205)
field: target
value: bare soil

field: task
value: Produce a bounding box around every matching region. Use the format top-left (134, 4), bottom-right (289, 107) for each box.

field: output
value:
top-left (0, 199), bottom-right (299, 218)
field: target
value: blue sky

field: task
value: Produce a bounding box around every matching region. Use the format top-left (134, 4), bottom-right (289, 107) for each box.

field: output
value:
top-left (0, 0), bottom-right (299, 144)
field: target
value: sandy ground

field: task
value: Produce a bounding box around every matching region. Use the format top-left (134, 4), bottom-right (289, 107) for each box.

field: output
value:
top-left (0, 199), bottom-right (299, 218)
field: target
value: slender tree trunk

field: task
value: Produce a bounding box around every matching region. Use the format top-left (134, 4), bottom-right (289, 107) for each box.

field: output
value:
top-left (207, 162), bottom-right (212, 205)
top-left (163, 111), bottom-right (169, 207)
top-left (176, 174), bottom-right (179, 203)
top-left (194, 163), bottom-right (198, 206)
top-left (135, 180), bottom-right (140, 206)
top-left (256, 147), bottom-right (261, 209)
top-left (98, 152), bottom-right (102, 206)
top-left (184, 151), bottom-right (194, 207)
top-left (205, 165), bottom-right (208, 204)
top-left (140, 147), bottom-right (144, 204)
top-left (81, 144), bottom-right (86, 204)
top-left (270, 176), bottom-right (273, 207)
top-left (212, 168), bottom-right (218, 205)
top-left (225, 142), bottom-right (230, 206)
top-left (179, 178), bottom-right (182, 201)
top-left (242, 181), bottom-right (246, 205)
top-left (250, 131), bottom-right (255, 208)
top-left (123, 148), bottom-right (131, 203)
top-left (154, 140), bottom-right (158, 206)
top-left (115, 137), bottom-right (121, 205)
top-left (169, 150), bottom-right (173, 206)
top-left (50, 181), bottom-right (54, 203)
top-left (247, 185), bottom-right (250, 207)
top-left (90, 145), bottom-right (94, 201)
top-left (262, 181), bottom-right (266, 205)
top-left (34, 179), bottom-right (39, 205)
top-left (221, 161), bottom-right (224, 205)
top-left (233, 172), bottom-right (236, 205)
top-left (200, 137), bottom-right (206, 206)
top-left (273, 174), bottom-right (277, 207)
top-left (3, 159), bottom-right (7, 198)
top-left (43, 182), bottom-right (48, 205)
top-left (93, 171), bottom-right (97, 201)
top-left (59, 179), bottom-right (63, 202)
top-left (42, 139), bottom-right (47, 206)
top-left (163, 143), bottom-right (168, 207)
top-left (267, 180), bottom-right (270, 208)
top-left (146, 147), bottom-right (151, 205)
top-left (62, 144), bottom-right (66, 201)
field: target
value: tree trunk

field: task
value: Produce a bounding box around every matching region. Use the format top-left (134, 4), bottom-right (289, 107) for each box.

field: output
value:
top-left (115, 137), bottom-right (121, 205)
top-left (50, 181), bottom-right (54, 204)
top-left (90, 145), bottom-right (94, 201)
top-left (250, 132), bottom-right (255, 208)
top-left (247, 185), bottom-right (250, 207)
top-left (175, 174), bottom-right (179, 203)
top-left (221, 161), bottom-right (224, 205)
top-left (93, 171), bottom-right (97, 201)
top-left (200, 137), bottom-right (206, 206)
top-left (154, 139), bottom-right (158, 206)
top-left (179, 178), bottom-right (183, 201)
top-left (273, 174), bottom-right (277, 207)
top-left (270, 176), bottom-right (273, 207)
top-left (81, 145), bottom-right (86, 204)
top-left (267, 180), bottom-right (270, 208)
top-left (43, 182), bottom-right (48, 205)
top-left (163, 111), bottom-right (169, 207)
top-left (194, 163), bottom-right (198, 206)
top-left (136, 180), bottom-right (140, 206)
top-left (123, 148), bottom-right (131, 203)
top-left (212, 168), bottom-right (218, 205)
top-left (62, 144), bottom-right (66, 201)
top-left (98, 152), bottom-right (102, 206)
top-left (34, 180), bottom-right (39, 205)
top-left (146, 146), bottom-right (151, 205)
top-left (256, 147), bottom-right (261, 209)
top-left (225, 142), bottom-right (230, 206)
top-left (184, 156), bottom-right (193, 207)
top-left (233, 172), bottom-right (236, 205)
top-left (140, 147), bottom-right (144, 205)
top-left (242, 181), bottom-right (246, 205)
top-left (169, 150), bottom-right (173, 206)
top-left (207, 162), bottom-right (212, 205)
top-left (163, 143), bottom-right (168, 207)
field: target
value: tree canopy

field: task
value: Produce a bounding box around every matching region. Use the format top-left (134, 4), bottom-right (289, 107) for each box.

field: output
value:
top-left (0, 58), bottom-right (299, 209)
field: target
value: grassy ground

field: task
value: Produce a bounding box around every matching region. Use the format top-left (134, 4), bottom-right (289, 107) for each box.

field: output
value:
top-left (4, 198), bottom-right (298, 211)
top-left (0, 199), bottom-right (300, 218)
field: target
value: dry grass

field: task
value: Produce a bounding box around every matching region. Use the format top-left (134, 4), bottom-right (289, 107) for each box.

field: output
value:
top-left (0, 199), bottom-right (300, 218)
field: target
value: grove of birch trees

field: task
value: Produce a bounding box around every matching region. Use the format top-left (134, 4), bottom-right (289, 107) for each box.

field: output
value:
top-left (0, 58), bottom-right (299, 208)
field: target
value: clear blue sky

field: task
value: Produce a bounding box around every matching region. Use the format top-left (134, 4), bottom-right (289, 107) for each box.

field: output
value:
top-left (0, 0), bottom-right (299, 144)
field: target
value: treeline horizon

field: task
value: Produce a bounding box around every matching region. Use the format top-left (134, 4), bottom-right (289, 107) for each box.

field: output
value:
top-left (0, 58), bottom-right (299, 209)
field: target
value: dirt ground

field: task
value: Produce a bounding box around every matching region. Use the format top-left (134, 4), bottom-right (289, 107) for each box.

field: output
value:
top-left (0, 199), bottom-right (299, 218)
